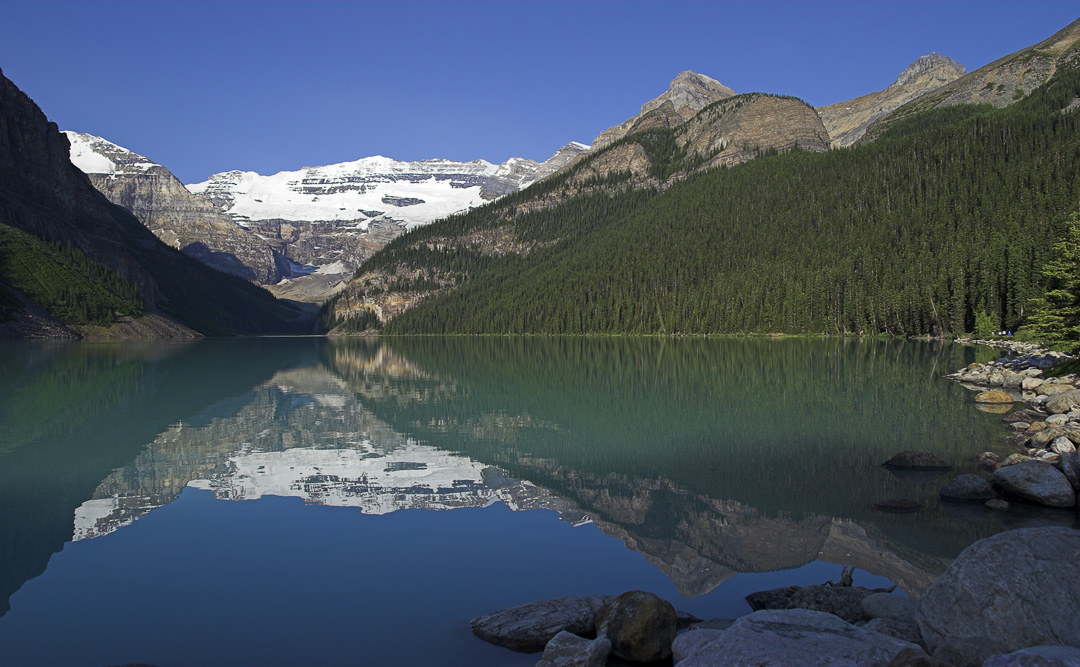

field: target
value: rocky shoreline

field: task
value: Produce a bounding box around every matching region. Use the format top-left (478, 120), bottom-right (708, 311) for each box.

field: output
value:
top-left (469, 338), bottom-right (1080, 667)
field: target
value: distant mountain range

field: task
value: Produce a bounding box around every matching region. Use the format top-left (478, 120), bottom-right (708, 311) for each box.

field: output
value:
top-left (3, 17), bottom-right (1078, 337)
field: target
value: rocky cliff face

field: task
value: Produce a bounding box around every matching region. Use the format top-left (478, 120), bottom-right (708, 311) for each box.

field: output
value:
top-left (865, 18), bottom-right (1080, 136)
top-left (591, 71), bottom-right (736, 151)
top-left (816, 53), bottom-right (967, 147)
top-left (0, 70), bottom-right (313, 336)
top-left (65, 132), bottom-right (281, 283)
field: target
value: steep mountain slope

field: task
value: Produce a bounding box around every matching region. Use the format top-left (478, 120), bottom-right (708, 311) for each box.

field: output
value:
top-left (325, 89), bottom-right (829, 329)
top-left (867, 17), bottom-right (1080, 135)
top-left (182, 142), bottom-right (588, 302)
top-left (816, 53), bottom-right (966, 147)
top-left (590, 71), bottom-right (735, 151)
top-left (377, 66), bottom-right (1080, 336)
top-left (0, 71), bottom-right (315, 337)
top-left (65, 132), bottom-right (280, 283)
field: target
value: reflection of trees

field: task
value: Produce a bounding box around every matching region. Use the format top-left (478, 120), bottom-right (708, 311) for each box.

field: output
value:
top-left (324, 337), bottom-right (1011, 580)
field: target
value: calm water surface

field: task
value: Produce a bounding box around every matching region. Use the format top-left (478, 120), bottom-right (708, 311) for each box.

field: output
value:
top-left (0, 337), bottom-right (1072, 666)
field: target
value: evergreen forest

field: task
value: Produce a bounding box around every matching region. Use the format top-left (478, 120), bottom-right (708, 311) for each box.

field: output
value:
top-left (343, 66), bottom-right (1080, 341)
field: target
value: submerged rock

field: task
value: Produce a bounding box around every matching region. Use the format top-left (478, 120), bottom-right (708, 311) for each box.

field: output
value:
top-left (470, 595), bottom-right (614, 652)
top-left (875, 498), bottom-right (924, 513)
top-left (883, 451), bottom-right (953, 470)
top-left (939, 474), bottom-right (996, 502)
top-left (916, 526), bottom-right (1080, 667)
top-left (676, 609), bottom-right (918, 667)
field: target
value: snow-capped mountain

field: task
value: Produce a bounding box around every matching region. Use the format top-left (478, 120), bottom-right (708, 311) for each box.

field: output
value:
top-left (63, 131), bottom-right (587, 301)
top-left (186, 142), bottom-right (590, 231)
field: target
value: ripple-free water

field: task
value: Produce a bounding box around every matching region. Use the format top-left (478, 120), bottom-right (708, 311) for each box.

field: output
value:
top-left (0, 337), bottom-right (1068, 666)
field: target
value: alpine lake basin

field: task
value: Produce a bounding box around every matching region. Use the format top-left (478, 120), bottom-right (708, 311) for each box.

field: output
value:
top-left (0, 336), bottom-right (1075, 667)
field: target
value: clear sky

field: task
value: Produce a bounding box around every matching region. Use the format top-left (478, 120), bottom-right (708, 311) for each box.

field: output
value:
top-left (1, 1), bottom-right (1076, 184)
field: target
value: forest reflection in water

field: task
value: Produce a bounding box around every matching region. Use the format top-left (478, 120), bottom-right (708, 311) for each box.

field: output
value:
top-left (2, 336), bottom-right (1070, 641)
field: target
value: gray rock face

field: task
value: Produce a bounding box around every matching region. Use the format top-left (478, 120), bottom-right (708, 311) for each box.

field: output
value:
top-left (673, 629), bottom-right (727, 663)
top-left (916, 527), bottom-right (1080, 667)
top-left (470, 595), bottom-right (614, 653)
top-left (535, 631), bottom-right (611, 667)
top-left (596, 590), bottom-right (676, 662)
top-left (862, 617), bottom-right (923, 646)
top-left (676, 609), bottom-right (918, 667)
top-left (1047, 390), bottom-right (1080, 415)
top-left (1059, 451), bottom-right (1080, 490)
top-left (993, 460), bottom-right (1077, 507)
top-left (861, 593), bottom-right (917, 624)
top-left (884, 451), bottom-right (953, 469)
top-left (64, 132), bottom-right (281, 284)
top-left (940, 474), bottom-right (997, 502)
top-left (981, 645), bottom-right (1080, 667)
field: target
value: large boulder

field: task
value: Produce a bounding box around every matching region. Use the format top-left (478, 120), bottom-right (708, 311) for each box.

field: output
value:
top-left (981, 645), bottom-right (1080, 667)
top-left (1059, 451), bottom-right (1080, 490)
top-left (595, 590), bottom-right (676, 662)
top-left (916, 526), bottom-right (1080, 667)
top-left (535, 631), bottom-right (611, 667)
top-left (470, 595), bottom-right (614, 652)
top-left (939, 474), bottom-right (996, 502)
top-left (883, 451), bottom-right (953, 469)
top-left (993, 460), bottom-right (1077, 507)
top-left (673, 629), bottom-right (726, 663)
top-left (676, 609), bottom-right (918, 667)
top-left (1046, 390), bottom-right (1080, 415)
top-left (1036, 384), bottom-right (1076, 397)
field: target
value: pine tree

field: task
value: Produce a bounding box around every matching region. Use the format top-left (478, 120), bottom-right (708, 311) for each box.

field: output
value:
top-left (1021, 212), bottom-right (1080, 349)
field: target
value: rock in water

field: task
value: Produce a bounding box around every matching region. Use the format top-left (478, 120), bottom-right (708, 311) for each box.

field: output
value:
top-left (535, 631), bottom-right (611, 667)
top-left (595, 590), bottom-right (676, 662)
top-left (470, 595), bottom-right (614, 652)
top-left (939, 474), bottom-right (996, 502)
top-left (676, 609), bottom-right (918, 667)
top-left (883, 451), bottom-right (953, 469)
top-left (916, 526), bottom-right (1080, 667)
top-left (993, 460), bottom-right (1077, 507)
top-left (975, 390), bottom-right (1014, 404)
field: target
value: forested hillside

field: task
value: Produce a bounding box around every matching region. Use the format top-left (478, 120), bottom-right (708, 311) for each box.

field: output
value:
top-left (357, 65), bottom-right (1080, 337)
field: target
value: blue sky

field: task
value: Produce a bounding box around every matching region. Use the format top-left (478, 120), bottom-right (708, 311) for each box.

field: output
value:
top-left (1, 1), bottom-right (1076, 184)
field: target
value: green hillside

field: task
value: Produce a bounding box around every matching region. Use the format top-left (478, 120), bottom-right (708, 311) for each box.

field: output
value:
top-left (0, 221), bottom-right (142, 325)
top-left (363, 66), bottom-right (1080, 338)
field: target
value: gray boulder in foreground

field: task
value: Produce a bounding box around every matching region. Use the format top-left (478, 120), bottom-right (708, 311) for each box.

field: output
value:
top-left (981, 645), bottom-right (1080, 667)
top-left (535, 631), bottom-right (611, 667)
top-left (993, 460), bottom-right (1077, 507)
top-left (470, 595), bottom-right (613, 652)
top-left (916, 526), bottom-right (1080, 667)
top-left (676, 609), bottom-right (918, 667)
top-left (861, 592), bottom-right (917, 624)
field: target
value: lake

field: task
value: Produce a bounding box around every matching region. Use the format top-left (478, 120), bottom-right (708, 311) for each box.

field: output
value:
top-left (0, 336), bottom-right (1071, 666)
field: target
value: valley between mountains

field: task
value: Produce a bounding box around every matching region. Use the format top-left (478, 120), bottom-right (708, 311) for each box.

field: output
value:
top-left (1, 17), bottom-right (1078, 341)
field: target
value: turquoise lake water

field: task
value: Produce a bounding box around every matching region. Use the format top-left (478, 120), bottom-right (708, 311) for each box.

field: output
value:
top-left (1, 337), bottom-right (1071, 666)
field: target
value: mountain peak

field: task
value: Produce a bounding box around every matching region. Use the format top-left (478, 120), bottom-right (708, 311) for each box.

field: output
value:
top-left (641, 70), bottom-right (736, 117)
top-left (891, 53), bottom-right (966, 89)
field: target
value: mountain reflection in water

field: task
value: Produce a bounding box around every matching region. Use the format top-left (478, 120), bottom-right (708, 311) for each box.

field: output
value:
top-left (2, 336), bottom-right (1067, 626)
